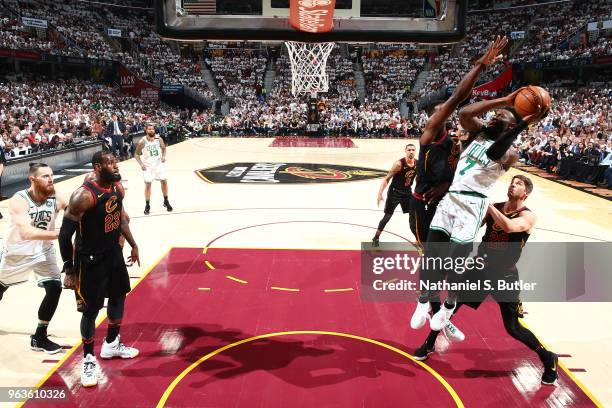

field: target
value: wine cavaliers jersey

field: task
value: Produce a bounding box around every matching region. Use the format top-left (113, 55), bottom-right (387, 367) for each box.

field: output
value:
top-left (76, 180), bottom-right (123, 255)
top-left (413, 131), bottom-right (461, 200)
top-left (389, 157), bottom-right (417, 193)
top-left (478, 202), bottom-right (531, 268)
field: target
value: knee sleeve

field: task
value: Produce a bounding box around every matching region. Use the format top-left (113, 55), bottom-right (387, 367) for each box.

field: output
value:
top-left (107, 295), bottom-right (126, 321)
top-left (38, 281), bottom-right (62, 321)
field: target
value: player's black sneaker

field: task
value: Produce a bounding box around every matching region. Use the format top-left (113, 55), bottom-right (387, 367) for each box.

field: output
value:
top-left (30, 335), bottom-right (61, 354)
top-left (144, 204), bottom-right (150, 215)
top-left (163, 201), bottom-right (173, 212)
top-left (541, 351), bottom-right (558, 385)
top-left (413, 342), bottom-right (435, 361)
top-left (371, 237), bottom-right (380, 247)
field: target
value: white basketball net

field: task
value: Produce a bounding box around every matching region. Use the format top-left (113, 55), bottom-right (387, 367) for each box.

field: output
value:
top-left (285, 41), bottom-right (335, 96)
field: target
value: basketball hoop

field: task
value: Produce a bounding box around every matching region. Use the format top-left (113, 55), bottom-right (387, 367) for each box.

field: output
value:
top-left (285, 41), bottom-right (335, 96)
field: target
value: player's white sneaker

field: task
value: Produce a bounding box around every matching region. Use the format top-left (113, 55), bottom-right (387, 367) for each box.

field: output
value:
top-left (100, 335), bottom-right (139, 359)
top-left (431, 303), bottom-right (455, 331)
top-left (410, 301), bottom-right (431, 329)
top-left (442, 321), bottom-right (465, 342)
top-left (81, 354), bottom-right (98, 388)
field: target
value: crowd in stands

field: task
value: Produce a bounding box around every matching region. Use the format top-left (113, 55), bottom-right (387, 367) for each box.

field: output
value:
top-left (206, 47), bottom-right (266, 100)
top-left (0, 78), bottom-right (186, 160)
top-left (362, 49), bottom-right (425, 103)
top-left (418, 1), bottom-right (610, 98)
top-left (0, 0), bottom-right (609, 190)
top-left (515, 86), bottom-right (611, 187)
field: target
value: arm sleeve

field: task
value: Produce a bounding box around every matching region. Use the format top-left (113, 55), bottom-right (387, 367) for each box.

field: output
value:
top-left (58, 217), bottom-right (79, 272)
top-left (486, 119), bottom-right (529, 162)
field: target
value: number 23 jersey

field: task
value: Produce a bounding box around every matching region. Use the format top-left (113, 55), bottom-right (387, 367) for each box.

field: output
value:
top-left (76, 180), bottom-right (123, 255)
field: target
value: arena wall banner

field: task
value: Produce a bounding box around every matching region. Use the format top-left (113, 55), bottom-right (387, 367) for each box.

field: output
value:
top-left (107, 28), bottom-right (122, 37)
top-left (118, 64), bottom-right (159, 102)
top-left (471, 66), bottom-right (513, 98)
top-left (289, 0), bottom-right (336, 33)
top-left (21, 17), bottom-right (48, 29)
top-left (0, 48), bottom-right (41, 61)
top-left (514, 57), bottom-right (594, 70)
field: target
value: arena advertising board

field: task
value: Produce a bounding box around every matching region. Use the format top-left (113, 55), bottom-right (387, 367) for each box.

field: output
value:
top-left (118, 64), bottom-right (159, 101)
top-left (21, 17), bottom-right (48, 29)
top-left (196, 163), bottom-right (387, 184)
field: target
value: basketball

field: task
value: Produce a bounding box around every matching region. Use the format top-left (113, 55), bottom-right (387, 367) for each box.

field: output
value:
top-left (514, 86), bottom-right (546, 118)
top-left (532, 86), bottom-right (552, 110)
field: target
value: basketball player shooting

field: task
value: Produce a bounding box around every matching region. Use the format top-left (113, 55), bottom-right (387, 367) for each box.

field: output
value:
top-left (413, 87), bottom-right (551, 337)
top-left (0, 163), bottom-right (67, 354)
top-left (134, 124), bottom-right (172, 215)
top-left (409, 36), bottom-right (508, 336)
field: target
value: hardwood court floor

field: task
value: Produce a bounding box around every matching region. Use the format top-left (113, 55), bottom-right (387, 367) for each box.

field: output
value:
top-left (0, 138), bottom-right (610, 407)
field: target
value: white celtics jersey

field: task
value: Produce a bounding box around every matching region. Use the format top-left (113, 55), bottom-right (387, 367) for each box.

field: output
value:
top-left (4, 190), bottom-right (58, 255)
top-left (450, 136), bottom-right (505, 197)
top-left (142, 136), bottom-right (163, 165)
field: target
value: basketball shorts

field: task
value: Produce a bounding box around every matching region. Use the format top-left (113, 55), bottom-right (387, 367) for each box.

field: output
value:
top-left (0, 245), bottom-right (61, 287)
top-left (143, 162), bottom-right (167, 183)
top-left (429, 191), bottom-right (488, 243)
top-left (460, 266), bottom-right (523, 317)
top-left (384, 188), bottom-right (411, 215)
top-left (75, 246), bottom-right (131, 314)
top-left (409, 198), bottom-right (439, 245)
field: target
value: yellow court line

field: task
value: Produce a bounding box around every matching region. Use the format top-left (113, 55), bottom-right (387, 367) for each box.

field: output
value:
top-left (270, 286), bottom-right (300, 292)
top-left (155, 330), bottom-right (463, 408)
top-left (197, 288), bottom-right (211, 291)
top-left (204, 261), bottom-right (215, 270)
top-left (518, 318), bottom-right (604, 408)
top-left (16, 248), bottom-right (172, 408)
top-left (226, 275), bottom-right (248, 284)
top-left (324, 288), bottom-right (354, 293)
top-left (194, 171), bottom-right (213, 184)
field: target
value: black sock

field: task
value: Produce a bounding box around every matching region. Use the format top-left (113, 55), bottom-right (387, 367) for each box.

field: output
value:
top-left (83, 338), bottom-right (94, 357)
top-left (106, 323), bottom-right (120, 343)
top-left (145, 200), bottom-right (150, 206)
top-left (425, 330), bottom-right (439, 347)
top-left (34, 321), bottom-right (48, 339)
top-left (163, 196), bottom-right (169, 203)
top-left (535, 345), bottom-right (549, 361)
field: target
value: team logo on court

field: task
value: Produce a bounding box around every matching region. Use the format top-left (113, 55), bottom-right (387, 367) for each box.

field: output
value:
top-left (196, 163), bottom-right (386, 184)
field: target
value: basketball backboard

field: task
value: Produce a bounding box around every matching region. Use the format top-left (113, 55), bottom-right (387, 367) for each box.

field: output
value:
top-left (155, 0), bottom-right (467, 43)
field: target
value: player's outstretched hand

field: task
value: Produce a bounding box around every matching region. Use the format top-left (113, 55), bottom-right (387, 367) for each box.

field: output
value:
top-left (523, 106), bottom-right (550, 125)
top-left (476, 35), bottom-right (508, 66)
top-left (377, 194), bottom-right (384, 207)
top-left (503, 88), bottom-right (522, 106)
top-left (127, 245), bottom-right (140, 267)
top-left (141, 165), bottom-right (147, 171)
